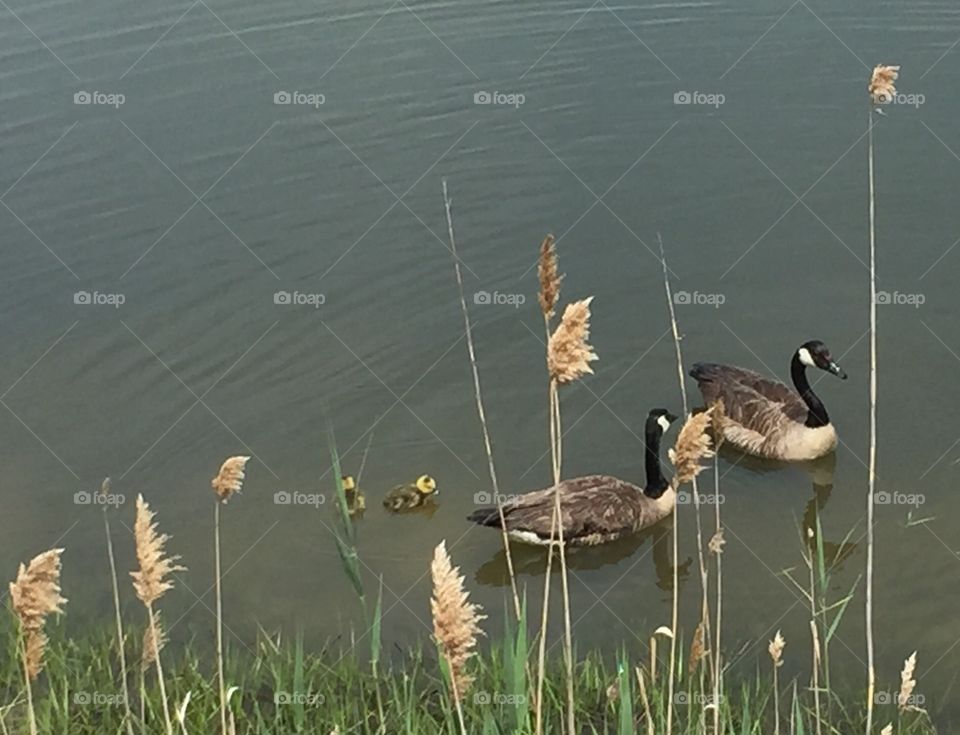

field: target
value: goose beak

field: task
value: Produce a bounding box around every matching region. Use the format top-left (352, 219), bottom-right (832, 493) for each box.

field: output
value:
top-left (828, 361), bottom-right (847, 380)
top-left (666, 411), bottom-right (679, 423)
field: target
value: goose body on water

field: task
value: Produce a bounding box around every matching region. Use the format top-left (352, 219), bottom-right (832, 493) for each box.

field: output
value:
top-left (690, 340), bottom-right (847, 461)
top-left (467, 409), bottom-right (678, 546)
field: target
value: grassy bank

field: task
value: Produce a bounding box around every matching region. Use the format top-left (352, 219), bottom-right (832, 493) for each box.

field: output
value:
top-left (0, 621), bottom-right (937, 734)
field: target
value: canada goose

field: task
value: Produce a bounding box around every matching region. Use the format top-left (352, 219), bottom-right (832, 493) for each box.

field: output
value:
top-left (340, 475), bottom-right (365, 516)
top-left (467, 409), bottom-right (678, 546)
top-left (383, 475), bottom-right (437, 512)
top-left (689, 340), bottom-right (847, 461)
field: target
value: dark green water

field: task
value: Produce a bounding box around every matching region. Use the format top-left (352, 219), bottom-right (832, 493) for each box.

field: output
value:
top-left (3, 0), bottom-right (960, 726)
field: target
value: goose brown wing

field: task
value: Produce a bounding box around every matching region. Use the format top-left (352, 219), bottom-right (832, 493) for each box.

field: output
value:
top-left (490, 475), bottom-right (645, 539)
top-left (690, 363), bottom-right (808, 431)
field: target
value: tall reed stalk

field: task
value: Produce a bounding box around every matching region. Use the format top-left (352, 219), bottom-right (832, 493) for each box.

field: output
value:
top-left (100, 479), bottom-right (134, 735)
top-left (440, 180), bottom-right (521, 621)
top-left (210, 456), bottom-right (251, 735)
top-left (864, 62), bottom-right (899, 735)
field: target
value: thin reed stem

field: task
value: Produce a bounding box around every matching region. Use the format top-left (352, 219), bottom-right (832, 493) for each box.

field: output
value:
top-left (773, 663), bottom-right (781, 735)
top-left (712, 453), bottom-right (723, 735)
top-left (215, 503), bottom-right (227, 735)
top-left (808, 543), bottom-right (823, 735)
top-left (864, 105), bottom-right (877, 735)
top-left (147, 604), bottom-right (173, 735)
top-left (103, 509), bottom-right (135, 735)
top-left (534, 505), bottom-right (557, 735)
top-left (441, 180), bottom-right (521, 621)
top-left (18, 630), bottom-right (36, 735)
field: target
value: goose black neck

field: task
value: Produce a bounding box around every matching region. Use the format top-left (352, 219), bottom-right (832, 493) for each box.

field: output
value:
top-left (644, 424), bottom-right (669, 498)
top-left (791, 354), bottom-right (830, 428)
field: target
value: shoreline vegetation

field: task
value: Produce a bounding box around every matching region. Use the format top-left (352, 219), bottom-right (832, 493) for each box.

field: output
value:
top-left (3, 65), bottom-right (939, 734)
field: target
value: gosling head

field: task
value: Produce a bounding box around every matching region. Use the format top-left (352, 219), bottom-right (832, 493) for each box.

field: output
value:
top-left (796, 340), bottom-right (847, 380)
top-left (341, 475), bottom-right (356, 492)
top-left (416, 475), bottom-right (438, 496)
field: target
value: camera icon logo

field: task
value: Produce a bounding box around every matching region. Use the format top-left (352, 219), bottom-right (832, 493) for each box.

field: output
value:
top-left (474, 290), bottom-right (492, 305)
top-left (474, 91), bottom-right (492, 105)
top-left (673, 290), bottom-right (692, 305)
top-left (274, 291), bottom-right (292, 305)
top-left (274, 491), bottom-right (291, 505)
top-left (74, 491), bottom-right (92, 505)
top-left (874, 290), bottom-right (891, 305)
top-left (274, 91), bottom-right (292, 105)
top-left (674, 91), bottom-right (692, 105)
top-left (676, 491), bottom-right (692, 505)
top-left (473, 491), bottom-right (492, 504)
top-left (74, 691), bottom-right (91, 704)
top-left (74, 290), bottom-right (92, 305)
top-left (74, 91), bottom-right (92, 105)
top-left (874, 491), bottom-right (891, 505)
top-left (474, 691), bottom-right (491, 704)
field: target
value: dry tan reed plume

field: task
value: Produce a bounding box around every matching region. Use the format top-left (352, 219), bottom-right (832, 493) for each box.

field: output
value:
top-left (868, 65), bottom-right (900, 104)
top-left (898, 651), bottom-right (918, 711)
top-left (687, 621), bottom-right (707, 676)
top-left (132, 494), bottom-right (183, 735)
top-left (708, 530), bottom-right (725, 555)
top-left (211, 456), bottom-right (251, 503)
top-left (141, 612), bottom-right (167, 672)
top-left (547, 297), bottom-right (598, 385)
top-left (132, 495), bottom-right (184, 605)
top-left (10, 548), bottom-right (66, 735)
top-left (538, 234), bottom-right (562, 319)
top-left (669, 410), bottom-right (715, 485)
top-left (769, 630), bottom-right (785, 735)
top-left (10, 548), bottom-right (66, 680)
top-left (880, 726), bottom-right (893, 735)
top-left (430, 541), bottom-right (485, 703)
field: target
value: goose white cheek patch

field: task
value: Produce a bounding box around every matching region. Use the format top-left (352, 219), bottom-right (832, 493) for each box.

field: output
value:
top-left (798, 347), bottom-right (815, 367)
top-left (657, 415), bottom-right (672, 432)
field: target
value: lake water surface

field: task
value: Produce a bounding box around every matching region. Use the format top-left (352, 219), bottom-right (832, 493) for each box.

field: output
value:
top-left (3, 0), bottom-right (960, 726)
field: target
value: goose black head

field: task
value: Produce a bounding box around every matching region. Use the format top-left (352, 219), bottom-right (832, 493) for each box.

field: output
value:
top-left (796, 340), bottom-right (847, 380)
top-left (646, 408), bottom-right (679, 435)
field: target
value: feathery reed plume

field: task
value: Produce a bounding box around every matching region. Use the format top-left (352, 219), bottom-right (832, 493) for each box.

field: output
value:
top-left (210, 456), bottom-right (250, 735)
top-left (132, 495), bottom-right (183, 735)
top-left (211, 456), bottom-right (250, 503)
top-left (868, 65), bottom-right (900, 105)
top-left (9, 548), bottom-right (66, 735)
top-left (864, 61), bottom-right (898, 735)
top-left (538, 234), bottom-right (562, 319)
top-left (430, 541), bottom-right (485, 704)
top-left (898, 651), bottom-right (918, 711)
top-left (132, 495), bottom-right (184, 605)
top-left (880, 726), bottom-right (892, 735)
top-left (547, 297), bottom-right (598, 385)
top-left (688, 621), bottom-right (707, 676)
top-left (141, 612), bottom-right (167, 672)
top-left (10, 548), bottom-right (66, 680)
top-left (100, 478), bottom-right (135, 735)
top-left (769, 629), bottom-right (785, 735)
top-left (708, 529), bottom-right (725, 555)
top-left (669, 410), bottom-right (715, 485)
